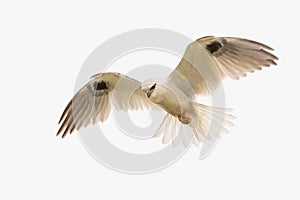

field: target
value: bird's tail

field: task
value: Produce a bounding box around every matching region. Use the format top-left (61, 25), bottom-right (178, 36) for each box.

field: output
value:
top-left (189, 102), bottom-right (235, 146)
top-left (153, 103), bottom-right (235, 147)
top-left (153, 114), bottom-right (184, 146)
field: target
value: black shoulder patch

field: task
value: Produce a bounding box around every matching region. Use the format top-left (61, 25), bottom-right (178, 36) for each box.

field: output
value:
top-left (93, 80), bottom-right (108, 90)
top-left (206, 41), bottom-right (222, 54)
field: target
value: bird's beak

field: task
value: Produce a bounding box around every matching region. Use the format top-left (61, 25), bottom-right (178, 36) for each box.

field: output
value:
top-left (146, 91), bottom-right (152, 98)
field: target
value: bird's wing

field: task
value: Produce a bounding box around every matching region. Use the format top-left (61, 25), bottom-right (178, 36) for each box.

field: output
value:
top-left (169, 36), bottom-right (278, 96)
top-left (57, 72), bottom-right (154, 138)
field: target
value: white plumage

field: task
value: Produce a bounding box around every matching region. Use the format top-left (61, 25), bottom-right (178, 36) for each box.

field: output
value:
top-left (57, 36), bottom-right (278, 146)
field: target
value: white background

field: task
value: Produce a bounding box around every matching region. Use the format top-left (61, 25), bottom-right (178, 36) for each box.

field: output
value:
top-left (1, 0), bottom-right (299, 199)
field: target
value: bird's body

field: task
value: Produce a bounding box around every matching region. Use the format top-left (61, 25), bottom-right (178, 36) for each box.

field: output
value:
top-left (142, 80), bottom-right (194, 123)
top-left (57, 36), bottom-right (278, 146)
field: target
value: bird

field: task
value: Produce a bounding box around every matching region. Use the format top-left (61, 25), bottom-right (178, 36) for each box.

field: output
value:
top-left (57, 36), bottom-right (278, 147)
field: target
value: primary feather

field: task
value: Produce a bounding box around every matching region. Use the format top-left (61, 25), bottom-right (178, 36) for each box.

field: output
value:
top-left (57, 35), bottom-right (278, 148)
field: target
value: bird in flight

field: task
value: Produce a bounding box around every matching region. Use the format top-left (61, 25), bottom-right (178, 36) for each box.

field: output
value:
top-left (57, 36), bottom-right (278, 147)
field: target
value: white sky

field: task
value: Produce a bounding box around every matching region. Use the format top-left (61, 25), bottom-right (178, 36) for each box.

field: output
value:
top-left (0, 0), bottom-right (299, 199)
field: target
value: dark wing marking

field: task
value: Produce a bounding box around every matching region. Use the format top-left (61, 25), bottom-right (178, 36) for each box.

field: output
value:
top-left (206, 41), bottom-right (223, 54)
top-left (57, 72), bottom-right (154, 138)
top-left (199, 36), bottom-right (278, 79)
top-left (93, 80), bottom-right (108, 90)
top-left (169, 36), bottom-right (278, 96)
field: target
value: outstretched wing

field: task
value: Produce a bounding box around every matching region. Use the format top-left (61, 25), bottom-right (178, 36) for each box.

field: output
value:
top-left (169, 36), bottom-right (278, 96)
top-left (57, 72), bottom-right (154, 138)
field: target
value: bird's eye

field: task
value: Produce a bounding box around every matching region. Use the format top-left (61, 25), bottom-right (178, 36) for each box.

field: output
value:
top-left (150, 83), bottom-right (156, 90)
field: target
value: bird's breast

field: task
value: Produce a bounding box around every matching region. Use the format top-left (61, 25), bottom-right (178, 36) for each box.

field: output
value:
top-left (156, 89), bottom-right (188, 117)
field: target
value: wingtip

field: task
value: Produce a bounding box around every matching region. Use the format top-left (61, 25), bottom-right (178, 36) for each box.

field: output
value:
top-left (56, 126), bottom-right (64, 137)
top-left (58, 112), bottom-right (65, 124)
top-left (61, 131), bottom-right (68, 139)
top-left (58, 101), bottom-right (72, 124)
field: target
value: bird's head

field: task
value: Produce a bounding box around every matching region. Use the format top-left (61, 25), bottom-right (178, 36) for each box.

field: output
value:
top-left (142, 77), bottom-right (170, 103)
top-left (142, 81), bottom-right (157, 97)
top-left (142, 80), bottom-right (167, 103)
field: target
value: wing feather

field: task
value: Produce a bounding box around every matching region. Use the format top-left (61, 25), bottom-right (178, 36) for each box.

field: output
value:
top-left (57, 72), bottom-right (154, 138)
top-left (170, 36), bottom-right (278, 95)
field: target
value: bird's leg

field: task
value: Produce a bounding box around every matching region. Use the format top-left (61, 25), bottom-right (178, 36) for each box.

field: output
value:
top-left (178, 112), bottom-right (191, 124)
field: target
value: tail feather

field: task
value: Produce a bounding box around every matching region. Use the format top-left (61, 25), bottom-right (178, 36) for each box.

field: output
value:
top-left (191, 103), bottom-right (235, 143)
top-left (153, 103), bottom-right (235, 147)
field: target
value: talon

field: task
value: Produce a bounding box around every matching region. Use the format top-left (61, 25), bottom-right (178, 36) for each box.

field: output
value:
top-left (178, 113), bottom-right (191, 124)
top-left (178, 115), bottom-right (182, 122)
